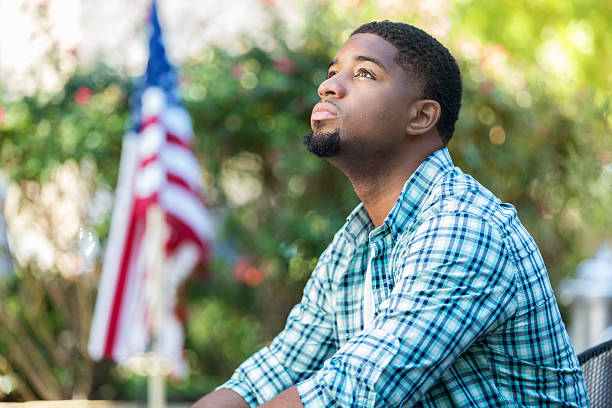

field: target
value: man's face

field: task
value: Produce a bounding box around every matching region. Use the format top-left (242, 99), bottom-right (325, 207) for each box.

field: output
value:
top-left (304, 33), bottom-right (420, 162)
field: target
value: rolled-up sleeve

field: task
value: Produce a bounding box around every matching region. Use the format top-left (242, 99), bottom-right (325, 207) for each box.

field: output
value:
top-left (297, 212), bottom-right (519, 407)
top-left (218, 245), bottom-right (338, 406)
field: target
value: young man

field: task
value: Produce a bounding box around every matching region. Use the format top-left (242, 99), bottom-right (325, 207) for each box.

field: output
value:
top-left (193, 21), bottom-right (589, 407)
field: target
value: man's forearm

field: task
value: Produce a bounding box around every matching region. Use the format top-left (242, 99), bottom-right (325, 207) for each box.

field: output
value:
top-left (259, 385), bottom-right (304, 408)
top-left (192, 386), bottom-right (304, 408)
top-left (191, 388), bottom-right (250, 408)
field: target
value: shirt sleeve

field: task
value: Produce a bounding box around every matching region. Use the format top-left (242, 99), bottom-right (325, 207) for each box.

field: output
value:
top-left (217, 244), bottom-right (338, 407)
top-left (296, 211), bottom-right (519, 407)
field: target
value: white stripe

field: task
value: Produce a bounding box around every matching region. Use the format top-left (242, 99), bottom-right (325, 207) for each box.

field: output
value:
top-left (156, 243), bottom-right (199, 378)
top-left (113, 230), bottom-right (148, 363)
top-left (141, 87), bottom-right (166, 118)
top-left (88, 134), bottom-right (138, 360)
top-left (161, 105), bottom-right (193, 141)
top-left (160, 145), bottom-right (205, 191)
top-left (134, 161), bottom-right (164, 198)
top-left (160, 185), bottom-right (214, 242)
top-left (166, 242), bottom-right (199, 284)
top-left (138, 124), bottom-right (164, 159)
top-left (363, 247), bottom-right (375, 331)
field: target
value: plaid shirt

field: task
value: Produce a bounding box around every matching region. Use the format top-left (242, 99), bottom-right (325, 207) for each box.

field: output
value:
top-left (219, 147), bottom-right (589, 407)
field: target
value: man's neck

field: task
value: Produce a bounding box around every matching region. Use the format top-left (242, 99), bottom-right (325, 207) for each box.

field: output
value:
top-left (337, 139), bottom-right (444, 228)
top-left (348, 156), bottom-right (423, 227)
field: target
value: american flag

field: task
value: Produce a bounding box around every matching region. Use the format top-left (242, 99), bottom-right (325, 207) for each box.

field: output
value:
top-left (88, 1), bottom-right (213, 377)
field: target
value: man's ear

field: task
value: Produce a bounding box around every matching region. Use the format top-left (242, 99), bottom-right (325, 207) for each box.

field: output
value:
top-left (405, 99), bottom-right (441, 136)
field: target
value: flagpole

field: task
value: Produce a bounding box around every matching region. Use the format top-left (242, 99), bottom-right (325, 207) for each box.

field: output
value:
top-left (145, 204), bottom-right (166, 408)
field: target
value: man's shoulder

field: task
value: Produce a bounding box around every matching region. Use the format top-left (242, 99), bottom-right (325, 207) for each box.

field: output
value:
top-left (400, 168), bottom-right (532, 245)
top-left (406, 169), bottom-right (540, 263)
top-left (419, 169), bottom-right (506, 223)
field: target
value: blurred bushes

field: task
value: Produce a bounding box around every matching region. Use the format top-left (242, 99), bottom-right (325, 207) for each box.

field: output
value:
top-left (0, 0), bottom-right (610, 402)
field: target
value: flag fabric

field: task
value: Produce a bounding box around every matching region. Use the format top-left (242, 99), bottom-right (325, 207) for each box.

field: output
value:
top-left (88, 1), bottom-right (213, 378)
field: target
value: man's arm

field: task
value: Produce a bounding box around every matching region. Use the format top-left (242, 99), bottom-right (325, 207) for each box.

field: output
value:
top-left (296, 212), bottom-right (519, 407)
top-left (191, 388), bottom-right (249, 408)
top-left (191, 386), bottom-right (304, 408)
top-left (195, 237), bottom-right (340, 406)
top-left (259, 386), bottom-right (303, 408)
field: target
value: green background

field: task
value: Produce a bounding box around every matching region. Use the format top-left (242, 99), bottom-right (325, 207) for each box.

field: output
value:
top-left (0, 0), bottom-right (610, 402)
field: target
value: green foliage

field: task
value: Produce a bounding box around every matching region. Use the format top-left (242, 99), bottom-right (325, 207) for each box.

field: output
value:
top-left (0, 0), bottom-right (610, 402)
top-left (0, 66), bottom-right (130, 185)
top-left (0, 267), bottom-right (106, 400)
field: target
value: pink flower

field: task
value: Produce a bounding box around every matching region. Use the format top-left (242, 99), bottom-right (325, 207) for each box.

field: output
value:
top-left (74, 86), bottom-right (92, 105)
top-left (234, 257), bottom-right (263, 286)
top-left (0, 107), bottom-right (5, 126)
top-left (478, 81), bottom-right (493, 96)
top-left (231, 64), bottom-right (245, 80)
top-left (266, 150), bottom-right (280, 164)
top-left (273, 56), bottom-right (296, 75)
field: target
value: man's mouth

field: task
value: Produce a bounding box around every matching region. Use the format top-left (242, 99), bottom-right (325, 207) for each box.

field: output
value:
top-left (311, 102), bottom-right (339, 122)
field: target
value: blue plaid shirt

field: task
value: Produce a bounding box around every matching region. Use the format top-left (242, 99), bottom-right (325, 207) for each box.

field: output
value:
top-left (219, 147), bottom-right (589, 407)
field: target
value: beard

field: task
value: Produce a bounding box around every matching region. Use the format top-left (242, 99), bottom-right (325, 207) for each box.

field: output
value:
top-left (302, 129), bottom-right (341, 157)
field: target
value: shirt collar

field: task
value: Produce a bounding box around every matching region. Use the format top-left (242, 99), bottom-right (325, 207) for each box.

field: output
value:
top-left (343, 202), bottom-right (374, 244)
top-left (343, 147), bottom-right (455, 244)
top-left (383, 147), bottom-right (455, 241)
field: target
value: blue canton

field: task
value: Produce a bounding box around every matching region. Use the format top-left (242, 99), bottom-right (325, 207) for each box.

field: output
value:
top-left (218, 147), bottom-right (589, 407)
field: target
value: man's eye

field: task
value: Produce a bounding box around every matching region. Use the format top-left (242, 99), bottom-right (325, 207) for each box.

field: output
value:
top-left (355, 69), bottom-right (374, 79)
top-left (327, 71), bottom-right (337, 79)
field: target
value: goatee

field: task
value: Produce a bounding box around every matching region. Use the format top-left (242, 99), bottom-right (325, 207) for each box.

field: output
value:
top-left (302, 129), bottom-right (341, 157)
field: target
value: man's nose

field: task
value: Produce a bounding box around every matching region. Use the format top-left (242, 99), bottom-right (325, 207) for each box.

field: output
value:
top-left (317, 74), bottom-right (345, 99)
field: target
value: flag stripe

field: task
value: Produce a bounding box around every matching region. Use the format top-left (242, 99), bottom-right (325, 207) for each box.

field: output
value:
top-left (88, 134), bottom-right (138, 359)
top-left (161, 145), bottom-right (204, 192)
top-left (161, 185), bottom-right (214, 243)
top-left (140, 154), bottom-right (159, 168)
top-left (167, 132), bottom-right (190, 148)
top-left (103, 204), bottom-right (140, 357)
top-left (140, 115), bottom-right (159, 131)
top-left (165, 212), bottom-right (210, 254)
top-left (167, 172), bottom-right (191, 191)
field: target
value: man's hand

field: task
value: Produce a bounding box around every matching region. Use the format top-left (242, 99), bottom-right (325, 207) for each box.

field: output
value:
top-left (191, 388), bottom-right (250, 408)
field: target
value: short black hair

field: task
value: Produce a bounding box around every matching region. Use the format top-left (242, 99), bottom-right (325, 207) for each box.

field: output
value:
top-left (351, 21), bottom-right (462, 144)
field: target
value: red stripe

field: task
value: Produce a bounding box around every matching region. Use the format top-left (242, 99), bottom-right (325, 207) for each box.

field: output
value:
top-left (134, 193), bottom-right (159, 216)
top-left (165, 212), bottom-right (206, 255)
top-left (166, 172), bottom-right (192, 192)
top-left (140, 153), bottom-right (159, 168)
top-left (140, 116), bottom-right (158, 131)
top-left (167, 132), bottom-right (190, 148)
top-left (103, 203), bottom-right (144, 357)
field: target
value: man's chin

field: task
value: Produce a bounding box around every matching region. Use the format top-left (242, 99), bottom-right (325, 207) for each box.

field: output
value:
top-left (302, 129), bottom-right (341, 158)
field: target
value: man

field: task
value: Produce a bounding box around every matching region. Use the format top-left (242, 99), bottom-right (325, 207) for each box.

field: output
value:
top-left (194, 21), bottom-right (589, 407)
